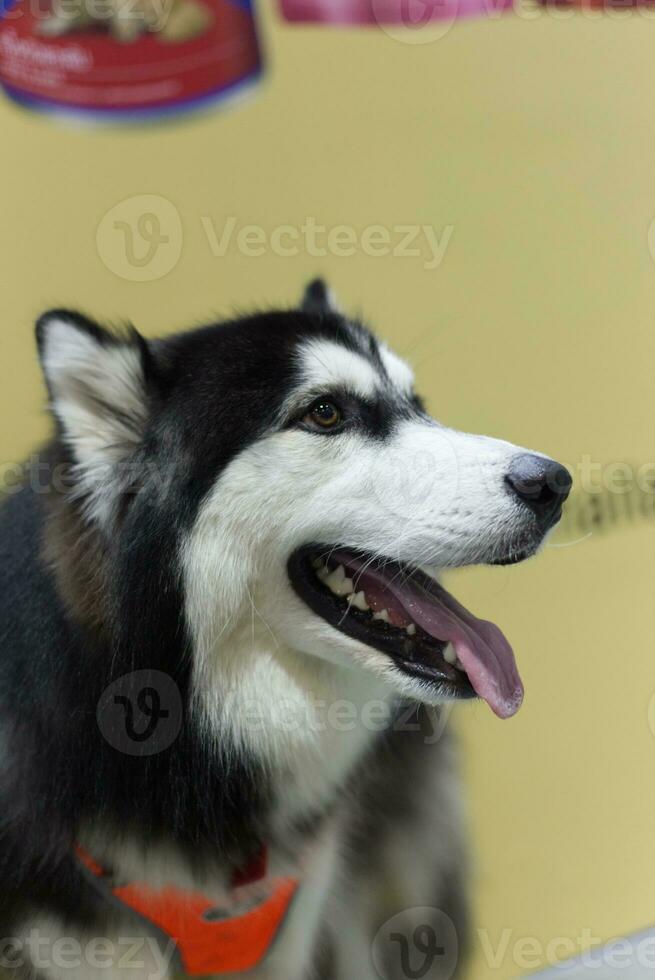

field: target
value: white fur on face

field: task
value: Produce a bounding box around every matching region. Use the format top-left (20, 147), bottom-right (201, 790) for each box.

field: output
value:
top-left (294, 339), bottom-right (380, 402)
top-left (379, 342), bottom-right (415, 395)
top-left (182, 332), bottom-right (538, 760)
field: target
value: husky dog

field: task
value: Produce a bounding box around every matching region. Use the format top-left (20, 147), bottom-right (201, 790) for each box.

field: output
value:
top-left (0, 281), bottom-right (571, 980)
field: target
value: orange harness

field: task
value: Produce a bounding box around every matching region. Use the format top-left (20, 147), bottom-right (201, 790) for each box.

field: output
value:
top-left (76, 845), bottom-right (299, 976)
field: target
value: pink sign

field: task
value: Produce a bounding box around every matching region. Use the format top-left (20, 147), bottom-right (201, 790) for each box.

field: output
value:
top-left (279, 0), bottom-right (511, 25)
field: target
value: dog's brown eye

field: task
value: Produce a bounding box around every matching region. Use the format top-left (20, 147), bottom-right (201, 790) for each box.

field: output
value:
top-left (305, 400), bottom-right (341, 430)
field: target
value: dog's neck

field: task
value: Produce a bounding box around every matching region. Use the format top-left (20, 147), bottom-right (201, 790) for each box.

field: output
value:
top-left (43, 489), bottom-right (394, 877)
top-left (80, 640), bottom-right (393, 901)
top-left (193, 630), bottom-right (394, 833)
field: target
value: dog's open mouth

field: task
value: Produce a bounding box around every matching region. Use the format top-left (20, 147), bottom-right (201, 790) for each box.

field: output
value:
top-left (288, 546), bottom-right (524, 719)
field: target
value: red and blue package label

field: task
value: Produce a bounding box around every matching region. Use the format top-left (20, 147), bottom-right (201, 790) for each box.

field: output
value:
top-left (0, 0), bottom-right (262, 120)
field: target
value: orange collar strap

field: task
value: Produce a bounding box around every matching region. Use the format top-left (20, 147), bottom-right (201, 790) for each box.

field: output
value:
top-left (75, 845), bottom-right (299, 976)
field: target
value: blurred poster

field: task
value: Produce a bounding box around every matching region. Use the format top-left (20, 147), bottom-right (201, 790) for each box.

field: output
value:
top-left (279, 0), bottom-right (511, 23)
top-left (0, 0), bottom-right (261, 121)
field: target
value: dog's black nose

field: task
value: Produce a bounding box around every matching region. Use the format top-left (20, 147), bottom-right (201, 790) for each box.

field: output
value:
top-left (505, 454), bottom-right (572, 522)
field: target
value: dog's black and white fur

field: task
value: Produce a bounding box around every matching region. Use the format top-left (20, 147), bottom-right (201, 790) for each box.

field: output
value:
top-left (0, 281), bottom-right (569, 979)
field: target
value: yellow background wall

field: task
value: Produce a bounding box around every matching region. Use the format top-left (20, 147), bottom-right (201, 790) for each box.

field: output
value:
top-left (2, 10), bottom-right (655, 977)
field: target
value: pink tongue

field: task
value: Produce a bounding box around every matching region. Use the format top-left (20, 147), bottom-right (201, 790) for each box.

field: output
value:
top-left (334, 552), bottom-right (524, 719)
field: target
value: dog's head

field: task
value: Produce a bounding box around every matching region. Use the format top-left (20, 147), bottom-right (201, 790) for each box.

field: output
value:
top-left (37, 282), bottom-right (571, 729)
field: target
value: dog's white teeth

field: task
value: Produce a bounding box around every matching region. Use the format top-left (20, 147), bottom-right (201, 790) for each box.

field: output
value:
top-left (315, 566), bottom-right (413, 624)
top-left (442, 643), bottom-right (464, 670)
top-left (443, 643), bottom-right (457, 665)
top-left (323, 565), bottom-right (354, 597)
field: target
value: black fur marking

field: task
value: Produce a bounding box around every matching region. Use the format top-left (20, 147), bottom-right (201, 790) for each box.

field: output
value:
top-left (300, 278), bottom-right (333, 315)
top-left (36, 309), bottom-right (113, 355)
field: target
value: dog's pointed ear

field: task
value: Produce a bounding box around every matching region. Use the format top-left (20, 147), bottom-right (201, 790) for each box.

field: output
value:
top-left (36, 310), bottom-right (154, 474)
top-left (300, 278), bottom-right (340, 315)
